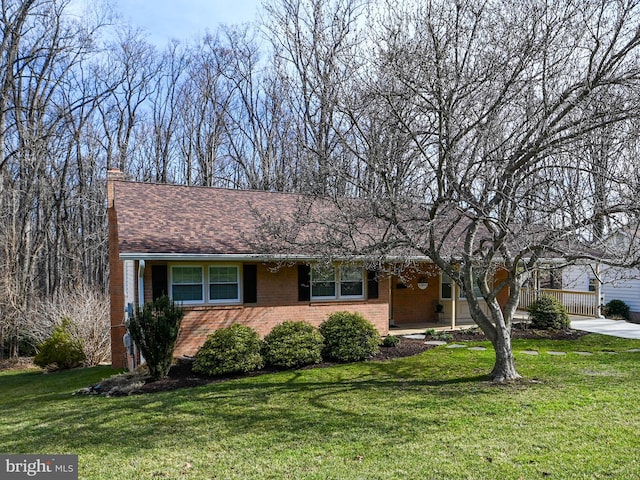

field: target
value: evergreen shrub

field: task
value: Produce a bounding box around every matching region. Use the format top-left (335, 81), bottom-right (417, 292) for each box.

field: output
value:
top-left (34, 318), bottom-right (85, 370)
top-left (527, 295), bottom-right (570, 330)
top-left (319, 311), bottom-right (380, 362)
top-left (127, 295), bottom-right (184, 380)
top-left (262, 321), bottom-right (324, 368)
top-left (193, 324), bottom-right (264, 376)
top-left (604, 299), bottom-right (630, 320)
top-left (381, 335), bottom-right (400, 347)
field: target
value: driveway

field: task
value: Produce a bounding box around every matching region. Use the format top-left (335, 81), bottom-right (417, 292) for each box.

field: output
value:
top-left (570, 318), bottom-right (640, 340)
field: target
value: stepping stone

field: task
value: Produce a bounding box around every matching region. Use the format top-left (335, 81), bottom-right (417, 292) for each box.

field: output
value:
top-left (521, 350), bottom-right (539, 355)
top-left (574, 351), bottom-right (594, 356)
top-left (605, 351), bottom-right (618, 355)
top-left (403, 334), bottom-right (426, 340)
top-left (468, 347), bottom-right (487, 351)
top-left (625, 349), bottom-right (640, 353)
top-left (446, 344), bottom-right (467, 349)
top-left (424, 340), bottom-right (447, 346)
top-left (547, 351), bottom-right (566, 356)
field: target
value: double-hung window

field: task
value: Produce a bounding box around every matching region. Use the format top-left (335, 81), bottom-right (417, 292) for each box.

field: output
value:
top-left (311, 265), bottom-right (336, 299)
top-left (311, 264), bottom-right (364, 300)
top-left (340, 265), bottom-right (364, 297)
top-left (171, 266), bottom-right (204, 303)
top-left (209, 265), bottom-right (240, 303)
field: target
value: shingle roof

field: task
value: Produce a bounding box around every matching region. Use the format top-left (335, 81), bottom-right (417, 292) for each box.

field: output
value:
top-left (113, 180), bottom-right (311, 257)
top-left (112, 178), bottom-right (603, 263)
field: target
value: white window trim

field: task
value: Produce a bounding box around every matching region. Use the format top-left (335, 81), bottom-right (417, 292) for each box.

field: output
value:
top-left (208, 264), bottom-right (242, 304)
top-left (339, 265), bottom-right (366, 299)
top-left (170, 265), bottom-right (205, 305)
top-left (311, 264), bottom-right (365, 301)
top-left (169, 263), bottom-right (243, 305)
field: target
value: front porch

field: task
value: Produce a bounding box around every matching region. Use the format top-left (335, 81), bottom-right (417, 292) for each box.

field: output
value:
top-left (388, 311), bottom-right (530, 336)
top-left (388, 311), bottom-right (599, 336)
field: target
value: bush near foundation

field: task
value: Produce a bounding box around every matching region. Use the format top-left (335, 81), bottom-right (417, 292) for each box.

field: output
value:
top-left (604, 299), bottom-right (630, 320)
top-left (34, 319), bottom-right (85, 370)
top-left (382, 335), bottom-right (401, 347)
top-left (127, 295), bottom-right (184, 381)
top-left (262, 321), bottom-right (324, 368)
top-left (193, 324), bottom-right (264, 376)
top-left (527, 295), bottom-right (570, 330)
top-left (319, 311), bottom-right (380, 362)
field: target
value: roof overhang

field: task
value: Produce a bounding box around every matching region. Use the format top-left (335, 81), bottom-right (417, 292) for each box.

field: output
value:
top-left (118, 252), bottom-right (437, 263)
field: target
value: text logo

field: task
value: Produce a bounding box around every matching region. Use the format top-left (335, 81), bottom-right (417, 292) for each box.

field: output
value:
top-left (0, 455), bottom-right (77, 479)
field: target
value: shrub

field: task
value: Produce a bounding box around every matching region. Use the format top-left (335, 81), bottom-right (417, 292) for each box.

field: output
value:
top-left (382, 335), bottom-right (400, 347)
top-left (432, 331), bottom-right (453, 341)
top-left (319, 311), bottom-right (380, 362)
top-left (34, 319), bottom-right (85, 370)
top-left (33, 285), bottom-right (111, 366)
top-left (193, 324), bottom-right (264, 376)
top-left (127, 295), bottom-right (184, 381)
top-left (604, 299), bottom-right (630, 320)
top-left (262, 321), bottom-right (324, 368)
top-left (527, 295), bottom-right (570, 330)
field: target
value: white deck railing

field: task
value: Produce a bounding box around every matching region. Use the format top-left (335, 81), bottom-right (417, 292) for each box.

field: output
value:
top-left (518, 288), bottom-right (599, 317)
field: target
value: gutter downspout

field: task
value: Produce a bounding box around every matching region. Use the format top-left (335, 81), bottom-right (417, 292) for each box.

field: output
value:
top-left (138, 259), bottom-right (146, 309)
top-left (136, 259), bottom-right (146, 366)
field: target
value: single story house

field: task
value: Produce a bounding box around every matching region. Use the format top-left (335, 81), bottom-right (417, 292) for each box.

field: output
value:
top-left (107, 170), bottom-right (509, 368)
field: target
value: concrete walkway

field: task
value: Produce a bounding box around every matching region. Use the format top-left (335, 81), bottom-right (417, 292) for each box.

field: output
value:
top-left (570, 318), bottom-right (640, 340)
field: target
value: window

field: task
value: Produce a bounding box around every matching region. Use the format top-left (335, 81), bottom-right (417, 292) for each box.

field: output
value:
top-left (340, 265), bottom-right (364, 297)
top-left (311, 264), bottom-right (365, 300)
top-left (441, 272), bottom-right (483, 299)
top-left (441, 273), bottom-right (453, 299)
top-left (459, 274), bottom-right (483, 299)
top-left (171, 266), bottom-right (203, 303)
top-left (209, 265), bottom-right (240, 302)
top-left (311, 265), bottom-right (336, 298)
top-left (588, 277), bottom-right (597, 292)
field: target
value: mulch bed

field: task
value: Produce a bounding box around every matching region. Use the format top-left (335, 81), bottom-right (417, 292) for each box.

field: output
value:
top-left (129, 326), bottom-right (586, 395)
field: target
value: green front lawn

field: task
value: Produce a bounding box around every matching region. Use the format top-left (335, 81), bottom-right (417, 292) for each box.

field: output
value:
top-left (2, 334), bottom-right (639, 479)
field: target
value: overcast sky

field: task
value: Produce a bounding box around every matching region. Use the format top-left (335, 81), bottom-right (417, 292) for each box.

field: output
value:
top-left (111, 0), bottom-right (263, 45)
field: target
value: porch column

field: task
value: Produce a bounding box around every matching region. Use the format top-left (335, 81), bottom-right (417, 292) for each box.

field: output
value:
top-left (595, 262), bottom-right (604, 318)
top-left (450, 282), bottom-right (457, 329)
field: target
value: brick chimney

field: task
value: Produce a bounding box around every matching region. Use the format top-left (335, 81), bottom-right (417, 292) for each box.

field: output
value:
top-left (107, 169), bottom-right (124, 208)
top-left (107, 168), bottom-right (127, 369)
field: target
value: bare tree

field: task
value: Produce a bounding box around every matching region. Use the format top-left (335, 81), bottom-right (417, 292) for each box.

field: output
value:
top-left (30, 285), bottom-right (111, 366)
top-left (97, 26), bottom-right (160, 173)
top-left (267, 0), bottom-right (640, 381)
top-left (0, 0), bottom-right (112, 358)
top-left (265, 0), bottom-right (366, 195)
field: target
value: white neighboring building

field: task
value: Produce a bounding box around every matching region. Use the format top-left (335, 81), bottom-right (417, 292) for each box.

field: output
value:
top-left (562, 264), bottom-right (640, 321)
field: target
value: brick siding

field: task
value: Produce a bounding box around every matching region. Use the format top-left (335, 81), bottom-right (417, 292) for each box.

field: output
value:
top-left (149, 263), bottom-right (390, 357)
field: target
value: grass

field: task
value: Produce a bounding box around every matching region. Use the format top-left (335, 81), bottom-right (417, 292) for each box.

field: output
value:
top-left (1, 334), bottom-right (640, 479)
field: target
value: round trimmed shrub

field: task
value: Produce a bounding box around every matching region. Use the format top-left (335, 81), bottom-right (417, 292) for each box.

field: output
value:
top-left (604, 299), bottom-right (630, 320)
top-left (319, 311), bottom-right (380, 362)
top-left (381, 335), bottom-right (400, 347)
top-left (262, 321), bottom-right (324, 368)
top-left (527, 295), bottom-right (570, 330)
top-left (193, 324), bottom-right (264, 376)
top-left (34, 319), bottom-right (85, 370)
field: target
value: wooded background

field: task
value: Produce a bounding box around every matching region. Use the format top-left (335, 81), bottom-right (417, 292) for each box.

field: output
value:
top-left (2, 0), bottom-right (640, 362)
